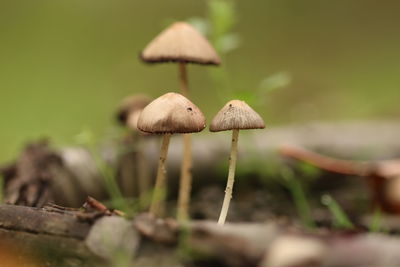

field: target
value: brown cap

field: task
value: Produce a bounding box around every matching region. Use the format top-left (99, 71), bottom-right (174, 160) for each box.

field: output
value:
top-left (209, 100), bottom-right (265, 132)
top-left (141, 22), bottom-right (221, 65)
top-left (116, 94), bottom-right (152, 130)
top-left (137, 92), bottom-right (206, 134)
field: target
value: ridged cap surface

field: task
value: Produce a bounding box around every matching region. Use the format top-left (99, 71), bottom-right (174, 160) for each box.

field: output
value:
top-left (210, 100), bottom-right (265, 132)
top-left (137, 92), bottom-right (206, 134)
top-left (141, 22), bottom-right (221, 65)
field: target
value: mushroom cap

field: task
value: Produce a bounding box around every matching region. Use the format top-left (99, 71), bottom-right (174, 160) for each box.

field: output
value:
top-left (209, 100), bottom-right (265, 132)
top-left (141, 22), bottom-right (221, 65)
top-left (137, 92), bottom-right (206, 134)
top-left (116, 94), bottom-right (152, 129)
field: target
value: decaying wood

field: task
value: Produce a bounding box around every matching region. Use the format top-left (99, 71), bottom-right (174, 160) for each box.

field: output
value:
top-left (3, 204), bottom-right (400, 267)
top-left (0, 204), bottom-right (89, 237)
top-left (82, 120), bottom-right (400, 185)
top-left (0, 204), bottom-right (99, 266)
top-left (2, 140), bottom-right (61, 207)
top-left (126, 120), bottom-right (400, 181)
top-left (1, 142), bottom-right (106, 208)
top-left (2, 120), bottom-right (400, 209)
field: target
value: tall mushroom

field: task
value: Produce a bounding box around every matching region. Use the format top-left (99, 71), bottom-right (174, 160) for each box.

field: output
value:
top-left (137, 92), bottom-right (206, 217)
top-left (116, 94), bottom-right (152, 199)
top-left (141, 21), bottom-right (220, 221)
top-left (210, 100), bottom-right (265, 225)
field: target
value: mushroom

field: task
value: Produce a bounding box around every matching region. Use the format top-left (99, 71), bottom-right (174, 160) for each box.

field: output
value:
top-left (116, 94), bottom-right (152, 200)
top-left (137, 92), bottom-right (206, 217)
top-left (141, 22), bottom-right (221, 68)
top-left (210, 100), bottom-right (265, 225)
top-left (117, 94), bottom-right (152, 131)
top-left (141, 21), bottom-right (220, 221)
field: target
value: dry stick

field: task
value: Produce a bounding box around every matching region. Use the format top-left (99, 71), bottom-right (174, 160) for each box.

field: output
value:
top-left (218, 129), bottom-right (239, 225)
top-left (150, 133), bottom-right (171, 216)
top-left (279, 145), bottom-right (370, 176)
top-left (177, 62), bottom-right (192, 221)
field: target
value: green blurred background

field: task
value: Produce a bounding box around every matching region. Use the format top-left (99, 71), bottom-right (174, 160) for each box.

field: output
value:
top-left (0, 0), bottom-right (399, 163)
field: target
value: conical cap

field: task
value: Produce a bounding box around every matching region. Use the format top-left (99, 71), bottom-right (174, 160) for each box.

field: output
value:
top-left (137, 92), bottom-right (206, 134)
top-left (210, 100), bottom-right (265, 132)
top-left (141, 22), bottom-right (221, 65)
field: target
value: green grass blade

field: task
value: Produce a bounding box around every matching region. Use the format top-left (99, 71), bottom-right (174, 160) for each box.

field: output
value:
top-left (369, 207), bottom-right (383, 232)
top-left (321, 194), bottom-right (354, 229)
top-left (281, 167), bottom-right (316, 229)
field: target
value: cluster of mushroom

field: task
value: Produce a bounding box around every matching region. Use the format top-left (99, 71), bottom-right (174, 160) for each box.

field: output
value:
top-left (125, 22), bottom-right (265, 225)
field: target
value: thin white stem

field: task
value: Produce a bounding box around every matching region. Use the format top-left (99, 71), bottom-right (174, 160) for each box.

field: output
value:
top-left (177, 133), bottom-right (192, 221)
top-left (218, 129), bottom-right (239, 225)
top-left (149, 133), bottom-right (171, 216)
top-left (177, 62), bottom-right (192, 221)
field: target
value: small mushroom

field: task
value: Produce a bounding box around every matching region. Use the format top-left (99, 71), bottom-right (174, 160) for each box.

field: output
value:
top-left (210, 100), bottom-right (265, 225)
top-left (141, 21), bottom-right (220, 221)
top-left (137, 92), bottom-right (206, 217)
top-left (117, 94), bottom-right (152, 131)
top-left (116, 94), bottom-right (152, 200)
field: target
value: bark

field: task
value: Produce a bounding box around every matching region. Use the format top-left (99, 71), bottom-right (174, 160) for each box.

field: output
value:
top-left (0, 204), bottom-right (100, 266)
top-left (3, 204), bottom-right (400, 267)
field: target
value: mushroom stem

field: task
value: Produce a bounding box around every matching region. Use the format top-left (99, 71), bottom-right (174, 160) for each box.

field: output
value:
top-left (177, 134), bottom-right (192, 221)
top-left (150, 133), bottom-right (171, 216)
top-left (179, 62), bottom-right (189, 97)
top-left (119, 138), bottom-right (137, 197)
top-left (137, 135), bottom-right (150, 200)
top-left (177, 62), bottom-right (193, 221)
top-left (218, 129), bottom-right (239, 225)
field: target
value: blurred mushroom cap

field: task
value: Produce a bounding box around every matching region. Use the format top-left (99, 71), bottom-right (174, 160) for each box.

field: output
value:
top-left (210, 100), bottom-right (265, 132)
top-left (262, 235), bottom-right (327, 267)
top-left (126, 110), bottom-right (142, 131)
top-left (116, 94), bottom-right (152, 129)
top-left (141, 22), bottom-right (221, 65)
top-left (137, 92), bottom-right (206, 134)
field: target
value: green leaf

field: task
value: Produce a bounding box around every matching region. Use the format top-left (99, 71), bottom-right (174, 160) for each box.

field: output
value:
top-left (258, 71), bottom-right (291, 95)
top-left (232, 90), bottom-right (257, 106)
top-left (187, 17), bottom-right (210, 36)
top-left (297, 161), bottom-right (321, 180)
top-left (208, 0), bottom-right (237, 50)
top-left (216, 33), bottom-right (241, 53)
top-left (74, 128), bottom-right (95, 146)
